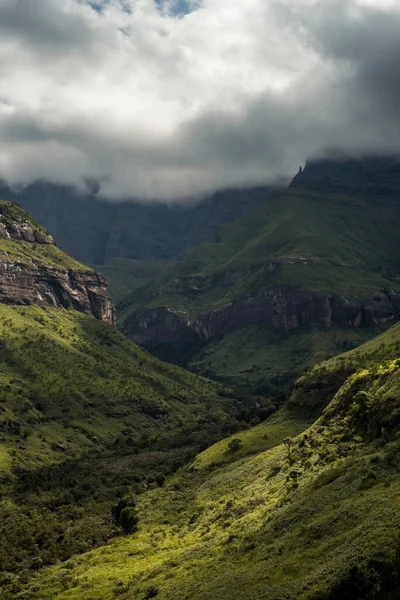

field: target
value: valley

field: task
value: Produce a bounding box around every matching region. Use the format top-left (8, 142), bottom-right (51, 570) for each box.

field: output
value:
top-left (0, 158), bottom-right (400, 600)
top-left (2, 2), bottom-right (400, 599)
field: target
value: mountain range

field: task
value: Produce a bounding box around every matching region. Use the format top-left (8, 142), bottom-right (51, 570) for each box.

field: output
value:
top-left (1, 158), bottom-right (400, 600)
top-left (117, 158), bottom-right (400, 393)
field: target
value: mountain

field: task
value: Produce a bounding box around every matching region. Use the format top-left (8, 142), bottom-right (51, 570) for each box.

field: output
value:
top-left (18, 321), bottom-right (400, 600)
top-left (0, 181), bottom-right (271, 302)
top-left (119, 160), bottom-right (400, 393)
top-left (0, 202), bottom-right (241, 593)
top-left (0, 200), bottom-right (114, 324)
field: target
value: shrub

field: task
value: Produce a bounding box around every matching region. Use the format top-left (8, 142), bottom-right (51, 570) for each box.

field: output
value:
top-left (228, 438), bottom-right (242, 452)
top-left (119, 506), bottom-right (139, 534)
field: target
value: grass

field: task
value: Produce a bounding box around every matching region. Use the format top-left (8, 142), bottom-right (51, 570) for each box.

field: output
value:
top-left (91, 258), bottom-right (175, 303)
top-left (0, 201), bottom-right (49, 234)
top-left (190, 325), bottom-right (381, 394)
top-left (0, 304), bottom-right (240, 585)
top-left (117, 163), bottom-right (400, 392)
top-left (12, 322), bottom-right (400, 600)
top-left (0, 238), bottom-right (90, 271)
top-left (0, 200), bottom-right (90, 271)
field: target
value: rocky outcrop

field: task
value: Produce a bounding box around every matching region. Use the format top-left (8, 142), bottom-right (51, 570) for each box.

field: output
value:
top-left (0, 221), bottom-right (54, 245)
top-left (0, 262), bottom-right (115, 326)
top-left (0, 201), bottom-right (115, 325)
top-left (122, 286), bottom-right (400, 351)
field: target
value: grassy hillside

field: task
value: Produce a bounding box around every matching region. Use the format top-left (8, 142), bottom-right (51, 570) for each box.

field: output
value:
top-left (91, 258), bottom-right (175, 303)
top-left (118, 162), bottom-right (400, 390)
top-left (0, 200), bottom-right (89, 271)
top-left (190, 325), bottom-right (384, 395)
top-left (0, 304), bottom-right (240, 592)
top-left (18, 323), bottom-right (400, 600)
top-left (120, 164), bottom-right (400, 318)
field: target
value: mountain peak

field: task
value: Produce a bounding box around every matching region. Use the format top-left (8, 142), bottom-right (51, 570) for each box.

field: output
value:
top-left (0, 199), bottom-right (115, 326)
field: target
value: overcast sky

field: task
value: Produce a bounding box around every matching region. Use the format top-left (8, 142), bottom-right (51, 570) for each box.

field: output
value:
top-left (0, 0), bottom-right (399, 201)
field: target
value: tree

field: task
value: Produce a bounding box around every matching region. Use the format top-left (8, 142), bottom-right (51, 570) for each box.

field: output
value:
top-left (283, 437), bottom-right (293, 457)
top-left (228, 438), bottom-right (242, 452)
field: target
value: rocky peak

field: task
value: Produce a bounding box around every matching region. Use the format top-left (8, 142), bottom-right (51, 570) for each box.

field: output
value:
top-left (0, 200), bottom-right (115, 326)
top-left (0, 201), bottom-right (54, 244)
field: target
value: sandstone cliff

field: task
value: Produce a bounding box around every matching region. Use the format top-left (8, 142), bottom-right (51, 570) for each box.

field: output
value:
top-left (122, 284), bottom-right (400, 352)
top-left (0, 201), bottom-right (115, 325)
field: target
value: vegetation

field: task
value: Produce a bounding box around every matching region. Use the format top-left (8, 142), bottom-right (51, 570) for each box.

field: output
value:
top-left (0, 200), bottom-right (90, 271)
top-left (0, 201), bottom-right (49, 233)
top-left (117, 162), bottom-right (400, 391)
top-left (90, 258), bottom-right (175, 303)
top-left (189, 325), bottom-right (381, 394)
top-left (0, 304), bottom-right (240, 593)
top-left (0, 238), bottom-right (90, 271)
top-left (3, 182), bottom-right (269, 265)
top-left (11, 321), bottom-right (400, 600)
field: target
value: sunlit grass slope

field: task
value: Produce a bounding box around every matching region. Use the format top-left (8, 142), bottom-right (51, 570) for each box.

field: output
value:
top-left (0, 200), bottom-right (89, 271)
top-left (19, 322), bottom-right (400, 600)
top-left (0, 304), bottom-right (234, 473)
top-left (0, 304), bottom-right (238, 590)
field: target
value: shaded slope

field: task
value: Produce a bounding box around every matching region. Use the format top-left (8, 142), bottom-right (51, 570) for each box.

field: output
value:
top-left (0, 182), bottom-right (270, 301)
top-left (0, 204), bottom-right (241, 591)
top-left (0, 181), bottom-right (270, 265)
top-left (0, 304), bottom-right (238, 590)
top-left (21, 323), bottom-right (400, 600)
top-left (90, 258), bottom-right (176, 304)
top-left (119, 162), bottom-right (400, 391)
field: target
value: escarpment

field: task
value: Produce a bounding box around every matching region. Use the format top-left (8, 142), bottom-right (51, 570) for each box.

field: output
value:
top-left (121, 282), bottom-right (400, 351)
top-left (0, 201), bottom-right (115, 325)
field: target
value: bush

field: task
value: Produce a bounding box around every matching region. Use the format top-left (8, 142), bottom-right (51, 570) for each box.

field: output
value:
top-left (228, 438), bottom-right (242, 452)
top-left (119, 506), bottom-right (139, 534)
top-left (111, 494), bottom-right (139, 534)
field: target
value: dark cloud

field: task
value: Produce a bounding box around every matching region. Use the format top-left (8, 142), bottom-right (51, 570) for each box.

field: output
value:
top-left (0, 0), bottom-right (399, 200)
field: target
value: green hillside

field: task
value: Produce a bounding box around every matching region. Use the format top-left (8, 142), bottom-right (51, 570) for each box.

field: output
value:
top-left (0, 304), bottom-right (239, 593)
top-left (90, 258), bottom-right (175, 303)
top-left (0, 201), bottom-right (89, 271)
top-left (18, 323), bottom-right (400, 600)
top-left (119, 162), bottom-right (400, 391)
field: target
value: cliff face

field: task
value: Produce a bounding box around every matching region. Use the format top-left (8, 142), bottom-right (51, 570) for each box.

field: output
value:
top-left (122, 285), bottom-right (400, 351)
top-left (0, 201), bottom-right (115, 326)
top-left (0, 262), bottom-right (115, 325)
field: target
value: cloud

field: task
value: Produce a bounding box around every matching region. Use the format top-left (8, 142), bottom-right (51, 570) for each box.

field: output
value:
top-left (0, 0), bottom-right (399, 200)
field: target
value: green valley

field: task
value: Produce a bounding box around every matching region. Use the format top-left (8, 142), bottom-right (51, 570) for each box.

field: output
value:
top-left (14, 322), bottom-right (400, 600)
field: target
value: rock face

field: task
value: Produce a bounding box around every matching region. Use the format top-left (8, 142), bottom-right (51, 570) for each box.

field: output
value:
top-left (0, 201), bottom-right (115, 326)
top-left (0, 221), bottom-right (54, 245)
top-left (0, 262), bottom-right (115, 326)
top-left (122, 285), bottom-right (400, 352)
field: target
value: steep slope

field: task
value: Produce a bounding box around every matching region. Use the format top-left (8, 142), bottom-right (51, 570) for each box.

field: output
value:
top-left (0, 304), bottom-right (239, 593)
top-left (21, 323), bottom-right (400, 600)
top-left (90, 257), bottom-right (176, 304)
top-left (0, 205), bottom-right (240, 593)
top-left (0, 180), bottom-right (269, 264)
top-left (119, 161), bottom-right (400, 391)
top-left (0, 200), bottom-right (115, 325)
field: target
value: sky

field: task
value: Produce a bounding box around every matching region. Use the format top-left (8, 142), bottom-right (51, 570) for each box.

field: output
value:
top-left (0, 0), bottom-right (399, 201)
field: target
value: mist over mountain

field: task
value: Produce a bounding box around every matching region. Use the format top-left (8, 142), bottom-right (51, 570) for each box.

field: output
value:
top-left (1, 0), bottom-right (400, 200)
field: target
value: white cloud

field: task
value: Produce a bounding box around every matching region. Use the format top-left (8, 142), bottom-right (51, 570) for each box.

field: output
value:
top-left (0, 0), bottom-right (399, 200)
